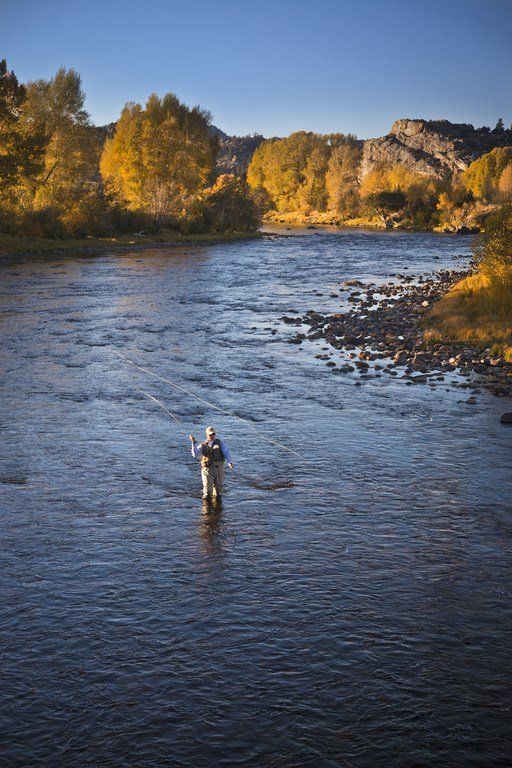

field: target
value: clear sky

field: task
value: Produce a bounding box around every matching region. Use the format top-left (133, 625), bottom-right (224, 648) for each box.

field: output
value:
top-left (3, 0), bottom-right (511, 138)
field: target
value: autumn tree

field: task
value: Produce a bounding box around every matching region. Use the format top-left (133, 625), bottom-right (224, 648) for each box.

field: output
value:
top-left (298, 143), bottom-right (330, 210)
top-left (498, 163), bottom-right (512, 198)
top-left (100, 93), bottom-right (217, 223)
top-left (360, 163), bottom-right (442, 226)
top-left (248, 132), bottom-right (336, 213)
top-left (435, 185), bottom-right (474, 230)
top-left (476, 203), bottom-right (512, 307)
top-left (462, 147), bottom-right (512, 199)
top-left (185, 174), bottom-right (261, 233)
top-left (0, 59), bottom-right (46, 201)
top-left (363, 190), bottom-right (407, 225)
top-left (325, 143), bottom-right (361, 214)
top-left (17, 67), bottom-right (103, 234)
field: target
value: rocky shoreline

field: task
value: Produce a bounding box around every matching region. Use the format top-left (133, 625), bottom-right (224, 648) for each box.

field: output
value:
top-left (280, 266), bottom-right (512, 402)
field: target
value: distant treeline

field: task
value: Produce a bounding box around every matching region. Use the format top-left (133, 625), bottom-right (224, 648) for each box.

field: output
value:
top-left (0, 59), bottom-right (260, 238)
top-left (3, 56), bottom-right (512, 240)
top-left (247, 131), bottom-right (512, 230)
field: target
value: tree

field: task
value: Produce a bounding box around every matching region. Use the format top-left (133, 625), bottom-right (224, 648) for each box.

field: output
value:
top-left (298, 143), bottom-right (330, 210)
top-left (100, 92), bottom-right (217, 222)
top-left (493, 118), bottom-right (505, 133)
top-left (0, 58), bottom-right (46, 194)
top-left (498, 163), bottom-right (512, 198)
top-left (477, 203), bottom-right (512, 301)
top-left (247, 132), bottom-right (358, 213)
top-left (435, 185), bottom-right (474, 230)
top-left (363, 190), bottom-right (407, 225)
top-left (462, 147), bottom-right (512, 199)
top-left (325, 143), bottom-right (361, 214)
top-left (186, 174), bottom-right (261, 233)
top-left (21, 67), bottom-right (101, 231)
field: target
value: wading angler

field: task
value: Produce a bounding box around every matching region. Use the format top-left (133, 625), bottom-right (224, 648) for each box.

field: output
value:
top-left (190, 427), bottom-right (234, 501)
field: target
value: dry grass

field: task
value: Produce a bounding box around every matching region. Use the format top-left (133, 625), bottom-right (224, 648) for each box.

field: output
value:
top-left (425, 272), bottom-right (512, 360)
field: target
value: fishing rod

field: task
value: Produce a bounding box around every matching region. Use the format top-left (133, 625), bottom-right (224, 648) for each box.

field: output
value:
top-left (114, 348), bottom-right (306, 461)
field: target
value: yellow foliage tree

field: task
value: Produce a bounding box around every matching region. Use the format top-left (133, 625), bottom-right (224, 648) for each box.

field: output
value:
top-left (22, 68), bottom-right (100, 224)
top-left (247, 132), bottom-right (355, 213)
top-left (498, 163), bottom-right (512, 199)
top-left (462, 147), bottom-right (512, 199)
top-left (325, 143), bottom-right (361, 214)
top-left (100, 93), bottom-right (216, 222)
top-left (359, 164), bottom-right (428, 197)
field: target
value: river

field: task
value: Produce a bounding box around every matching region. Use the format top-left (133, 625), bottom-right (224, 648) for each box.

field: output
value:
top-left (1, 229), bottom-right (511, 767)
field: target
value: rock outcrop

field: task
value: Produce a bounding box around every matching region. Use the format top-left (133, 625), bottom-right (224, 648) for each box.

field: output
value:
top-left (361, 119), bottom-right (512, 180)
top-left (209, 126), bottom-right (265, 175)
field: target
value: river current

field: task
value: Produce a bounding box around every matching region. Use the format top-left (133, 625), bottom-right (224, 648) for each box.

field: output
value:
top-left (1, 229), bottom-right (511, 767)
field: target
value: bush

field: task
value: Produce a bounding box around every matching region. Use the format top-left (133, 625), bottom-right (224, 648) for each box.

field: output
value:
top-left (184, 174), bottom-right (261, 234)
top-left (363, 190), bottom-right (407, 223)
top-left (478, 203), bottom-right (512, 303)
top-left (20, 207), bottom-right (67, 238)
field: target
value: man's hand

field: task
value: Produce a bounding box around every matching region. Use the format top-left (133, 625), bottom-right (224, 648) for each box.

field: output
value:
top-left (228, 463), bottom-right (234, 470)
top-left (189, 434), bottom-right (196, 443)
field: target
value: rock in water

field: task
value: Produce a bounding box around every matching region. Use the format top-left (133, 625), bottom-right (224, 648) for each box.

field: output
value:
top-left (500, 412), bottom-right (512, 424)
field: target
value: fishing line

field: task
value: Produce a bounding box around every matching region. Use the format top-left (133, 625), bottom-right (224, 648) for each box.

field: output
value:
top-left (113, 348), bottom-right (306, 460)
top-left (136, 388), bottom-right (287, 488)
top-left (134, 387), bottom-right (328, 492)
top-left (135, 389), bottom-right (187, 428)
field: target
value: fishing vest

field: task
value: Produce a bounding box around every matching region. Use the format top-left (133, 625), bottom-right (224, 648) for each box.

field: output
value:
top-left (201, 439), bottom-right (225, 467)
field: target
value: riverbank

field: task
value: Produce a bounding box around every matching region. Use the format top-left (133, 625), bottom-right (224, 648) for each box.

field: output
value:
top-left (0, 230), bottom-right (262, 264)
top-left (426, 272), bottom-right (512, 362)
top-left (280, 267), bottom-right (512, 400)
top-left (264, 211), bottom-right (386, 229)
top-left (263, 210), bottom-right (485, 233)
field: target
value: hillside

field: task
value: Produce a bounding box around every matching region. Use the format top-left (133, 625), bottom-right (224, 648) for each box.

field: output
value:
top-left (209, 126), bottom-right (265, 175)
top-left (361, 119), bottom-right (512, 180)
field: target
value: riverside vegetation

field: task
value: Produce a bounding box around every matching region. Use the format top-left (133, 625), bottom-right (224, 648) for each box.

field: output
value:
top-left (247, 121), bottom-right (512, 232)
top-left (0, 58), bottom-right (260, 246)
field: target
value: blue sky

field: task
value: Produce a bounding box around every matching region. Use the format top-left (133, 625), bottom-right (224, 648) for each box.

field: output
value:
top-left (3, 0), bottom-right (511, 138)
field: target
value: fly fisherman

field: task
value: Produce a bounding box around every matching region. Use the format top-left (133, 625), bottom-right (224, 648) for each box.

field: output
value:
top-left (189, 427), bottom-right (234, 501)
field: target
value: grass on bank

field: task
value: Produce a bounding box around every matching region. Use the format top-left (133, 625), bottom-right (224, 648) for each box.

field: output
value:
top-left (425, 272), bottom-right (512, 361)
top-left (0, 230), bottom-right (261, 259)
top-left (264, 210), bottom-right (385, 228)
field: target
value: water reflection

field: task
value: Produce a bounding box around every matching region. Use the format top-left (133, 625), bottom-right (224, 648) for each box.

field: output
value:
top-left (200, 498), bottom-right (223, 551)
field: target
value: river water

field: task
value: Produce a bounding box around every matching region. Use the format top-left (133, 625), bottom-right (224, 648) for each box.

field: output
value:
top-left (1, 229), bottom-right (511, 767)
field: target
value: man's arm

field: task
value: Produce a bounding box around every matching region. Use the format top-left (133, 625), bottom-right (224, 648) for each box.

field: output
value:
top-left (189, 435), bottom-right (202, 459)
top-left (219, 439), bottom-right (234, 468)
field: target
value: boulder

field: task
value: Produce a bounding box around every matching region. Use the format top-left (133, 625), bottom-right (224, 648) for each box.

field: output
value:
top-left (500, 413), bottom-right (512, 424)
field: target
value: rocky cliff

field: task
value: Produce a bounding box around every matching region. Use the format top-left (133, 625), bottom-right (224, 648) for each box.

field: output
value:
top-left (361, 119), bottom-right (512, 179)
top-left (209, 126), bottom-right (265, 176)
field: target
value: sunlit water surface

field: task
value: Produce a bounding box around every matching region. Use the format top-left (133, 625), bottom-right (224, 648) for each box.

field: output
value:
top-left (1, 230), bottom-right (511, 767)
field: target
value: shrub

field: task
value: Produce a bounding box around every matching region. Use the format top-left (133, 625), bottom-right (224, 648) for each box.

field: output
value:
top-left (477, 203), bottom-right (512, 303)
top-left (184, 174), bottom-right (261, 234)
